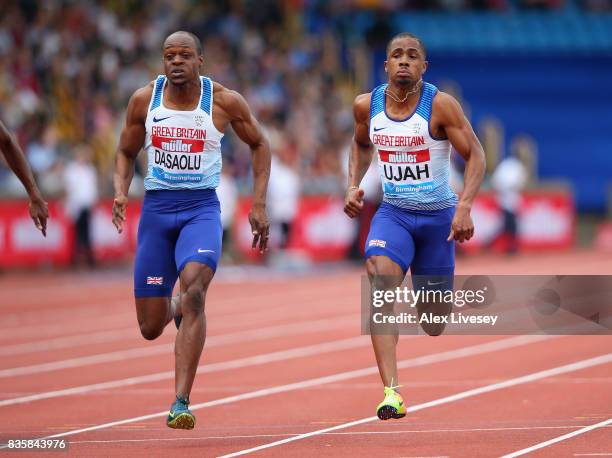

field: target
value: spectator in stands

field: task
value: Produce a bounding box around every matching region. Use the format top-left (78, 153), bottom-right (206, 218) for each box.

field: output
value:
top-left (0, 1), bottom-right (358, 198)
top-left (26, 125), bottom-right (58, 184)
top-left (268, 148), bottom-right (300, 249)
top-left (217, 163), bottom-right (239, 260)
top-left (491, 150), bottom-right (528, 254)
top-left (63, 144), bottom-right (98, 267)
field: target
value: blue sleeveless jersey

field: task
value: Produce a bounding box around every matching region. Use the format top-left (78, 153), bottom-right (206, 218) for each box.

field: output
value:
top-left (369, 82), bottom-right (457, 211)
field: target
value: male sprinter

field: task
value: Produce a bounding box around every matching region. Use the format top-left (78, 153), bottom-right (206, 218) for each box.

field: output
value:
top-left (344, 32), bottom-right (485, 420)
top-left (0, 120), bottom-right (48, 235)
top-left (112, 31), bottom-right (270, 429)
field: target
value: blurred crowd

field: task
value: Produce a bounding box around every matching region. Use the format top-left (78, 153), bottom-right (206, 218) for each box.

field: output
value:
top-left (0, 0), bottom-right (597, 263)
top-left (1, 0), bottom-right (604, 203)
top-left (0, 0), bottom-right (361, 201)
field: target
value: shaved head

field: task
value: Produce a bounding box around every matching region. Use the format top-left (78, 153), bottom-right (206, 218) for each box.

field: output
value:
top-left (162, 31), bottom-right (204, 85)
top-left (163, 31), bottom-right (202, 55)
top-left (386, 32), bottom-right (426, 58)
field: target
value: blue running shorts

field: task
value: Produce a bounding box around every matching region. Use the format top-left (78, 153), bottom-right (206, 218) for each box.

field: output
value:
top-left (365, 202), bottom-right (455, 276)
top-left (134, 189), bottom-right (222, 298)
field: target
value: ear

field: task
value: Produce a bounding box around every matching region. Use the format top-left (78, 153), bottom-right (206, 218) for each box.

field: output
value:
top-left (384, 60), bottom-right (388, 73)
top-left (199, 55), bottom-right (204, 69)
top-left (422, 60), bottom-right (428, 74)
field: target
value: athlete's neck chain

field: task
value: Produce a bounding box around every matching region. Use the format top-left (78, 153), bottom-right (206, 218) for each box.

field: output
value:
top-left (385, 80), bottom-right (422, 104)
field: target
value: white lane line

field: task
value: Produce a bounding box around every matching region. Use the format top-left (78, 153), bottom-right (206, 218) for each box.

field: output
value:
top-left (0, 300), bottom-right (321, 343)
top-left (0, 312), bottom-right (132, 341)
top-left (501, 418), bottom-right (612, 458)
top-left (0, 314), bottom-right (358, 379)
top-left (0, 343), bottom-right (174, 378)
top-left (0, 335), bottom-right (370, 407)
top-left (0, 286), bottom-right (347, 340)
top-left (33, 335), bottom-right (549, 441)
top-left (218, 352), bottom-right (612, 458)
top-left (0, 344), bottom-right (174, 378)
top-left (0, 328), bottom-right (137, 357)
top-left (63, 425), bottom-right (607, 445)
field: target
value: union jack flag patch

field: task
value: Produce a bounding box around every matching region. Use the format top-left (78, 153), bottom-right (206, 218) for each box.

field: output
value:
top-left (147, 276), bottom-right (163, 285)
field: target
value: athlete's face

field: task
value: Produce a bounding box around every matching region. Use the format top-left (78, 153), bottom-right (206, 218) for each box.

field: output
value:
top-left (384, 37), bottom-right (427, 87)
top-left (162, 36), bottom-right (203, 85)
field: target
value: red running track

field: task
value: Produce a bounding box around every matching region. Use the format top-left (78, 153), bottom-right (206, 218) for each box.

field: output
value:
top-left (0, 249), bottom-right (610, 457)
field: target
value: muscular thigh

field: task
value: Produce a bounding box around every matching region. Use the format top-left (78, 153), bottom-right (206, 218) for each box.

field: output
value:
top-left (134, 198), bottom-right (180, 299)
top-left (175, 203), bottom-right (222, 275)
top-left (411, 206), bottom-right (455, 276)
top-left (179, 262), bottom-right (215, 307)
top-left (365, 203), bottom-right (416, 274)
top-left (135, 296), bottom-right (170, 329)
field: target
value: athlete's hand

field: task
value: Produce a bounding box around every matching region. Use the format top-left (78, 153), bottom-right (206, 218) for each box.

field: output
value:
top-left (112, 194), bottom-right (128, 234)
top-left (29, 194), bottom-right (48, 237)
top-left (344, 187), bottom-right (365, 218)
top-left (249, 203), bottom-right (270, 253)
top-left (447, 205), bottom-right (474, 243)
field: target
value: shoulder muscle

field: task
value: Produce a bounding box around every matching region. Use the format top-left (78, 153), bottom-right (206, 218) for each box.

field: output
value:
top-left (127, 82), bottom-right (155, 124)
top-left (215, 85), bottom-right (250, 122)
top-left (432, 91), bottom-right (465, 127)
top-left (353, 93), bottom-right (371, 124)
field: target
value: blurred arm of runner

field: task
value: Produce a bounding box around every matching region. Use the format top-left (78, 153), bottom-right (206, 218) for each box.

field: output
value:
top-left (0, 120), bottom-right (48, 236)
top-left (112, 85), bottom-right (150, 234)
top-left (432, 93), bottom-right (486, 243)
top-left (345, 93), bottom-right (375, 219)
top-left (221, 90), bottom-right (271, 253)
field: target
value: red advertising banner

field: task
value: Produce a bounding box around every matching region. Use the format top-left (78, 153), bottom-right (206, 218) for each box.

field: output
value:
top-left (0, 189), bottom-right (574, 267)
top-left (463, 190), bottom-right (575, 252)
top-left (0, 200), bottom-right (141, 267)
top-left (233, 195), bottom-right (356, 261)
top-left (0, 201), bottom-right (73, 266)
top-left (233, 190), bottom-right (575, 260)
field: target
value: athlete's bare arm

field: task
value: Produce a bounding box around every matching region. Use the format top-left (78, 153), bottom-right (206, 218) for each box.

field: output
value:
top-left (0, 120), bottom-right (48, 236)
top-left (112, 83), bottom-right (153, 233)
top-left (214, 85), bottom-right (271, 253)
top-left (431, 92), bottom-right (486, 243)
top-left (344, 93), bottom-right (375, 219)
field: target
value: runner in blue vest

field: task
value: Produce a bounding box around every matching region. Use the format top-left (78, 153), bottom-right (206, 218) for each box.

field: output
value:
top-left (344, 32), bottom-right (486, 420)
top-left (112, 31), bottom-right (271, 430)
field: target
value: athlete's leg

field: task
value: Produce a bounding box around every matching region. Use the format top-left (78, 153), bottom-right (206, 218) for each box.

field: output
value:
top-left (134, 297), bottom-right (170, 340)
top-left (366, 255), bottom-right (404, 388)
top-left (365, 203), bottom-right (416, 390)
top-left (133, 296), bottom-right (181, 340)
top-left (173, 194), bottom-right (222, 400)
top-left (133, 193), bottom-right (180, 340)
top-left (175, 262), bottom-right (214, 398)
top-left (411, 207), bottom-right (456, 336)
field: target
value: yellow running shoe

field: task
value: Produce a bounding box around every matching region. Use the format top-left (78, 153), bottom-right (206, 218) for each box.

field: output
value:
top-left (167, 395), bottom-right (195, 430)
top-left (376, 386), bottom-right (406, 420)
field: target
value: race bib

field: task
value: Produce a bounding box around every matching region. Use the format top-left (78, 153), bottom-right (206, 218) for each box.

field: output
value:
top-left (379, 149), bottom-right (434, 195)
top-left (150, 126), bottom-right (207, 183)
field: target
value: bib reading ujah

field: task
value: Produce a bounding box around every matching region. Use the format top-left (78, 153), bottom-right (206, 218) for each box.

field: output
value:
top-left (379, 149), bottom-right (433, 193)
